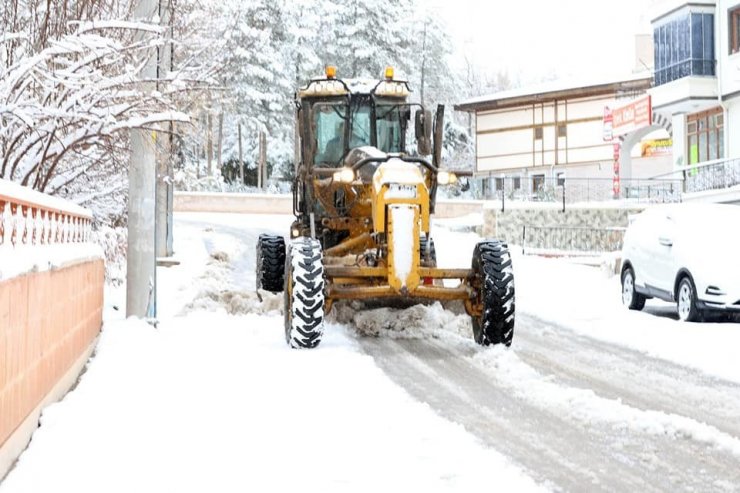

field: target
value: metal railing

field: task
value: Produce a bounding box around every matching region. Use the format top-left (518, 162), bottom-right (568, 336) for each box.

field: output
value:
top-left (650, 157), bottom-right (740, 195)
top-left (469, 176), bottom-right (682, 210)
top-left (522, 225), bottom-right (627, 255)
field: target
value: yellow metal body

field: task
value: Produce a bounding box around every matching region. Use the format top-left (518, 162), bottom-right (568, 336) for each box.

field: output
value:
top-left (318, 158), bottom-right (474, 314)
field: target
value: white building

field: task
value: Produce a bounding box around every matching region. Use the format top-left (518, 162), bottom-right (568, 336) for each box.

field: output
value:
top-left (455, 75), bottom-right (674, 198)
top-left (650, 0), bottom-right (740, 174)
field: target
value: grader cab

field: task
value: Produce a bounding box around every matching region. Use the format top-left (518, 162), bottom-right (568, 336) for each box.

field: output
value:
top-left (256, 66), bottom-right (515, 349)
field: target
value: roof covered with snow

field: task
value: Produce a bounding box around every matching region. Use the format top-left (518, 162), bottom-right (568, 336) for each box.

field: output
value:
top-left (455, 72), bottom-right (653, 113)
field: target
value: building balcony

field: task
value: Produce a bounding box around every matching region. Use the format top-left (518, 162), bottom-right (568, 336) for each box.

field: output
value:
top-left (649, 73), bottom-right (718, 114)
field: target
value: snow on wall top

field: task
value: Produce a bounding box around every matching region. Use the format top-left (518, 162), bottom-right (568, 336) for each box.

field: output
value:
top-left (0, 179), bottom-right (92, 219)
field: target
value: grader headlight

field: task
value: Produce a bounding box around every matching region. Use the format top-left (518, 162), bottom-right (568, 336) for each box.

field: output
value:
top-left (437, 170), bottom-right (458, 185)
top-left (333, 167), bottom-right (355, 183)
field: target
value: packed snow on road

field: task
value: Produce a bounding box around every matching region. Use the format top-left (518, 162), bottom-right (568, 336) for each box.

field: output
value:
top-left (2, 212), bottom-right (740, 492)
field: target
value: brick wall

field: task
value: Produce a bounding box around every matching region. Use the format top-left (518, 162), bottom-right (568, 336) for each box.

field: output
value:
top-left (0, 259), bottom-right (104, 451)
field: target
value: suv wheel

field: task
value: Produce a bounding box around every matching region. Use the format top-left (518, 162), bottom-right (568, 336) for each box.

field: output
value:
top-left (621, 267), bottom-right (645, 310)
top-left (677, 277), bottom-right (702, 322)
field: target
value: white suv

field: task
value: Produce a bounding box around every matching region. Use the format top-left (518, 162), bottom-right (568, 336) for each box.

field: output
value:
top-left (620, 203), bottom-right (740, 321)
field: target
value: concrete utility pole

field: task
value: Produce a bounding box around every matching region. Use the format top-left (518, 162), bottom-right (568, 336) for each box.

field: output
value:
top-left (127, 0), bottom-right (159, 319)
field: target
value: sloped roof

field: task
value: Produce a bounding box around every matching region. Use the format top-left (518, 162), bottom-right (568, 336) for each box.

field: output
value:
top-left (455, 72), bottom-right (653, 112)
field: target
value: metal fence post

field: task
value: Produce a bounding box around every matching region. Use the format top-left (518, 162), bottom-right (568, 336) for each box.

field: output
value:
top-left (562, 183), bottom-right (566, 213)
top-left (501, 183), bottom-right (505, 213)
top-left (521, 225), bottom-right (526, 254)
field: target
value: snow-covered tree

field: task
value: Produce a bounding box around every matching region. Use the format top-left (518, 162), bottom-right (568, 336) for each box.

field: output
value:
top-left (324, 0), bottom-right (415, 79)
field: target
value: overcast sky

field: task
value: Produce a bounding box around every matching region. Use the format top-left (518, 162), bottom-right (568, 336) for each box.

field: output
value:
top-left (424, 0), bottom-right (659, 87)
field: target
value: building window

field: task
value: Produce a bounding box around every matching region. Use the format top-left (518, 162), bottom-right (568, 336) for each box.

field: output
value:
top-left (532, 174), bottom-right (545, 193)
top-left (534, 127), bottom-right (543, 140)
top-left (687, 107), bottom-right (724, 164)
top-left (495, 177), bottom-right (504, 191)
top-left (557, 124), bottom-right (567, 137)
top-left (653, 11), bottom-right (715, 86)
top-left (731, 7), bottom-right (740, 54)
top-left (513, 177), bottom-right (521, 190)
top-left (557, 172), bottom-right (566, 186)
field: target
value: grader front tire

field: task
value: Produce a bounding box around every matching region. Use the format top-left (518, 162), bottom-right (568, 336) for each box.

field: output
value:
top-left (284, 237), bottom-right (326, 349)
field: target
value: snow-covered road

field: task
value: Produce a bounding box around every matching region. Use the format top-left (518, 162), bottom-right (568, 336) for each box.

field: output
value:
top-left (2, 212), bottom-right (740, 492)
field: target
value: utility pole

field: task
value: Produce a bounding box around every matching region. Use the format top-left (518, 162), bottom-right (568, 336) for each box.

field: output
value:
top-left (127, 0), bottom-right (159, 319)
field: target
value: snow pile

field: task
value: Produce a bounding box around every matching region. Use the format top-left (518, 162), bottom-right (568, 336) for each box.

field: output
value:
top-left (179, 243), bottom-right (281, 317)
top-left (332, 301), bottom-right (471, 340)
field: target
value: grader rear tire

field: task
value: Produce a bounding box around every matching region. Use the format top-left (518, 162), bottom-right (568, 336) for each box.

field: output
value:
top-left (420, 236), bottom-right (437, 267)
top-left (284, 237), bottom-right (325, 349)
top-left (471, 240), bottom-right (515, 347)
top-left (256, 234), bottom-right (285, 293)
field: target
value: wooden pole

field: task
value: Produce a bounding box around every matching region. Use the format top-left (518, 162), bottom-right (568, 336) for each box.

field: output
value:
top-left (217, 112), bottom-right (224, 170)
top-left (206, 113), bottom-right (213, 176)
top-left (259, 130), bottom-right (266, 189)
top-left (238, 123), bottom-right (244, 184)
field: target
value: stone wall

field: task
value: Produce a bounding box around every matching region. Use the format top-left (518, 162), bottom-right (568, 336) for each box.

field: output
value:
top-left (482, 203), bottom-right (646, 249)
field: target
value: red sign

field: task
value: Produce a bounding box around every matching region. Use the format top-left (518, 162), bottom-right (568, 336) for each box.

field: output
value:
top-left (603, 107), bottom-right (613, 142)
top-left (612, 95), bottom-right (652, 136)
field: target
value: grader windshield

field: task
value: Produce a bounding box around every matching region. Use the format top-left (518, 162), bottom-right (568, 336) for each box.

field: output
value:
top-left (312, 99), bottom-right (407, 167)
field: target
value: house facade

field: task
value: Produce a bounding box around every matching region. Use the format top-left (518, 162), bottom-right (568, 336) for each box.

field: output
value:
top-left (455, 76), bottom-right (673, 197)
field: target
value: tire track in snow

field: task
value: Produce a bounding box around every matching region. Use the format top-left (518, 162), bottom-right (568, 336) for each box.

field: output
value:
top-left (359, 333), bottom-right (740, 492)
top-left (514, 312), bottom-right (740, 438)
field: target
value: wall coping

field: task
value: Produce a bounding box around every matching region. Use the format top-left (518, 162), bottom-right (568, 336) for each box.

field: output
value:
top-left (0, 242), bottom-right (103, 282)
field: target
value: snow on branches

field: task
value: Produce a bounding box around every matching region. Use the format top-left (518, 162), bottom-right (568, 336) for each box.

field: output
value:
top-left (0, 21), bottom-right (190, 199)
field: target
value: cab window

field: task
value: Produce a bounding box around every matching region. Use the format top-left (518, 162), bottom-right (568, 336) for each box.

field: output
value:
top-left (313, 103), bottom-right (347, 166)
top-left (376, 105), bottom-right (404, 153)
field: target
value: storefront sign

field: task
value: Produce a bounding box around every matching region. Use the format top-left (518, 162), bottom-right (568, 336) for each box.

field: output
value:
top-left (612, 95), bottom-right (652, 136)
top-left (640, 138), bottom-right (672, 157)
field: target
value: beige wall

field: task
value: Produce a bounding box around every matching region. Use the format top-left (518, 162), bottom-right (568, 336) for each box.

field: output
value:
top-left (174, 192), bottom-right (482, 218)
top-left (0, 259), bottom-right (104, 477)
top-left (475, 95), bottom-right (616, 173)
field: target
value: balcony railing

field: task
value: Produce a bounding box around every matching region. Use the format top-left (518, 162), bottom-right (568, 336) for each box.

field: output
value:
top-left (651, 157), bottom-right (740, 195)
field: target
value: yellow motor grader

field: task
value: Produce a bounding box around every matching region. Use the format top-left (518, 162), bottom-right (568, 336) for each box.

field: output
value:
top-left (256, 66), bottom-right (515, 349)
